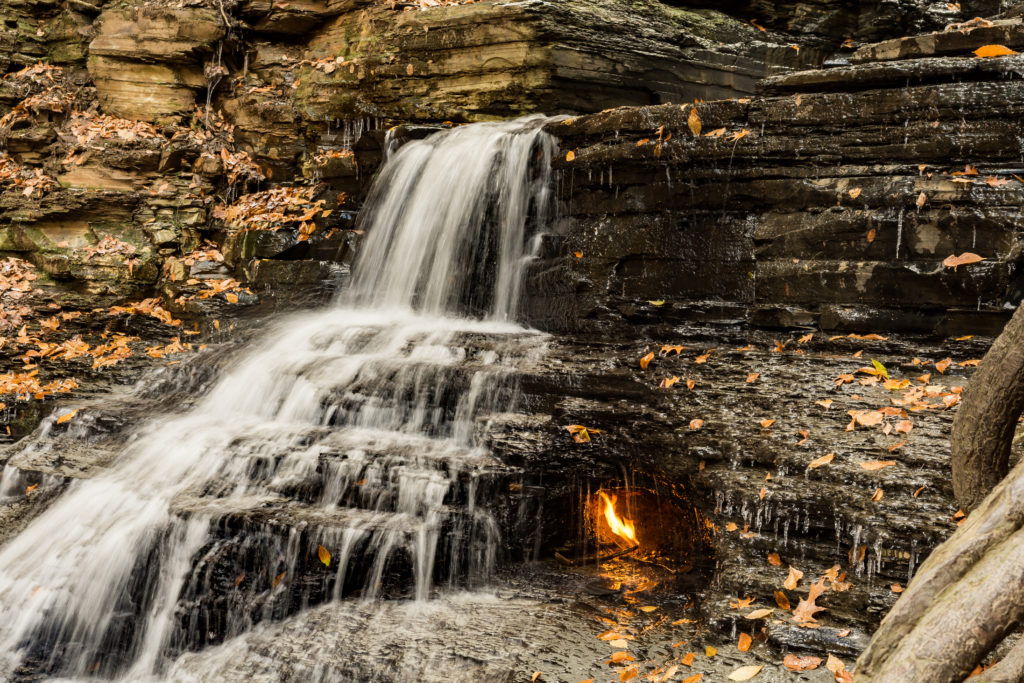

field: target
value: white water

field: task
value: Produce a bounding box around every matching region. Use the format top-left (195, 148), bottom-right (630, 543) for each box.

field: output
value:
top-left (0, 115), bottom-right (555, 679)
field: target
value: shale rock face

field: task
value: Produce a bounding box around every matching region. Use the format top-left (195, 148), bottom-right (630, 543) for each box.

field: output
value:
top-left (531, 16), bottom-right (1024, 337)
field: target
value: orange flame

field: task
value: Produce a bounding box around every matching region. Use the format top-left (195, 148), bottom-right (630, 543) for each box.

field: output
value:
top-left (599, 491), bottom-right (637, 544)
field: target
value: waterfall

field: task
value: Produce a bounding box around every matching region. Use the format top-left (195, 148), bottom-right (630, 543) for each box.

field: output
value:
top-left (0, 115), bottom-right (555, 679)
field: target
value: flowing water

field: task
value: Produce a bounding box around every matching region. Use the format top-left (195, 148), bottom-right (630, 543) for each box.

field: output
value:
top-left (0, 115), bottom-right (556, 680)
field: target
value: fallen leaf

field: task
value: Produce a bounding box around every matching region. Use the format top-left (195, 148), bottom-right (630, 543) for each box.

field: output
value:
top-left (792, 577), bottom-right (828, 625)
top-left (639, 605), bottom-right (658, 612)
top-left (774, 590), bottom-right (791, 610)
top-left (889, 440), bottom-right (907, 453)
top-left (640, 352), bottom-right (655, 369)
top-left (866, 228), bottom-right (876, 243)
top-left (810, 451), bottom-right (836, 469)
top-left (784, 566), bottom-right (804, 591)
top-left (936, 358), bottom-right (952, 374)
top-left (837, 629), bottom-right (851, 638)
top-left (913, 485), bottom-right (926, 498)
top-left (25, 484), bottom-right (38, 494)
top-left (767, 553), bottom-right (782, 567)
top-left (532, 673), bottom-right (542, 682)
top-left (943, 253), bottom-right (985, 269)
top-left (728, 665), bottom-right (763, 681)
top-left (688, 107), bottom-right (702, 137)
top-left (566, 151), bottom-right (576, 162)
top-left (681, 652), bottom-right (696, 666)
top-left (317, 544), bottom-right (331, 567)
top-left (895, 420), bottom-right (913, 434)
top-left (783, 654), bottom-right (822, 672)
top-left (648, 300), bottom-right (666, 307)
top-left (826, 654), bottom-right (854, 683)
top-left (705, 128), bottom-right (726, 138)
top-left (609, 639), bottom-right (630, 649)
top-left (705, 646), bottom-right (717, 657)
top-left (848, 188), bottom-right (862, 199)
top-left (686, 379), bottom-right (696, 390)
top-left (690, 419), bottom-right (704, 430)
top-left (745, 608), bottom-right (773, 620)
top-left (682, 675), bottom-right (702, 683)
top-left (871, 488), bottom-right (884, 502)
top-left (759, 419), bottom-right (775, 428)
top-left (916, 192), bottom-right (927, 209)
top-left (975, 44), bottom-right (1017, 57)
top-left (56, 408), bottom-right (79, 424)
top-left (608, 652), bottom-right (635, 664)
top-left (726, 522), bottom-right (739, 532)
top-left (815, 399), bottom-right (833, 409)
top-left (746, 373), bottom-right (760, 383)
top-left (730, 596), bottom-right (754, 609)
top-left (891, 583), bottom-right (904, 593)
top-left (272, 570), bottom-right (286, 588)
top-left (737, 633), bottom-right (752, 652)
top-left (658, 666), bottom-right (678, 683)
top-left (798, 333), bottom-right (814, 343)
top-left (860, 460), bottom-right (896, 471)
top-left (574, 251), bottom-right (583, 258)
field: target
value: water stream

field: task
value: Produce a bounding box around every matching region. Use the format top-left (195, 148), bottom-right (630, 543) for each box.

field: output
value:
top-left (0, 115), bottom-right (556, 680)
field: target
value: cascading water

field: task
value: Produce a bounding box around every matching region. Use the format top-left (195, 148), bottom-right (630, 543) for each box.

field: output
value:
top-left (0, 114), bottom-right (556, 680)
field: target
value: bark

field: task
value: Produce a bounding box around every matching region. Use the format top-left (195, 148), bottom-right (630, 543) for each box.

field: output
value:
top-left (952, 304), bottom-right (1024, 512)
top-left (856, 305), bottom-right (1024, 681)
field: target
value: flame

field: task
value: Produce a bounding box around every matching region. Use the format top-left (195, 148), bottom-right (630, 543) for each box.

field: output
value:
top-left (599, 491), bottom-right (637, 544)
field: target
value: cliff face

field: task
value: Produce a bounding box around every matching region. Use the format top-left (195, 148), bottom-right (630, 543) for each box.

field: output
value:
top-left (1, 0), bottom-right (1023, 678)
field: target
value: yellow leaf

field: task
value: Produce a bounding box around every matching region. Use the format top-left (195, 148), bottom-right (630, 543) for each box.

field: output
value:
top-left (974, 44), bottom-right (1017, 57)
top-left (728, 665), bottom-right (763, 681)
top-left (566, 150), bottom-right (576, 162)
top-left (705, 646), bottom-right (717, 657)
top-left (317, 544), bottom-right (331, 567)
top-left (648, 300), bottom-right (666, 306)
top-left (639, 605), bottom-right (658, 612)
top-left (688, 107), bottom-right (702, 136)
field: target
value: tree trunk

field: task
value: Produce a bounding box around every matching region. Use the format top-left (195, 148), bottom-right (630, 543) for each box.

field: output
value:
top-left (952, 304), bottom-right (1024, 512)
top-left (856, 305), bottom-right (1024, 681)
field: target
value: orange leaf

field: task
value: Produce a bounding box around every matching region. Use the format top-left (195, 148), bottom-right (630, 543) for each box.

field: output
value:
top-left (774, 590), bottom-right (791, 610)
top-left (871, 487), bottom-right (884, 502)
top-left (730, 596), bottom-right (754, 609)
top-left (783, 654), bottom-right (822, 672)
top-left (891, 583), bottom-right (904, 593)
top-left (767, 552), bottom-right (782, 567)
top-left (688, 107), bottom-right (702, 137)
top-left (889, 440), bottom-right (907, 453)
top-left (532, 673), bottom-right (542, 682)
top-left (317, 544), bottom-right (331, 567)
top-left (682, 675), bottom-right (702, 683)
top-left (895, 420), bottom-right (913, 434)
top-left (784, 566), bottom-right (804, 591)
top-left (974, 44), bottom-right (1017, 57)
top-left (791, 577), bottom-right (828, 625)
top-left (272, 570), bottom-right (286, 588)
top-left (759, 419), bottom-right (775, 428)
top-left (640, 352), bottom-right (655, 369)
top-left (686, 378), bottom-right (696, 390)
top-left (690, 418), bottom-right (704, 430)
top-left (815, 399), bottom-right (833, 409)
top-left (56, 408), bottom-right (79, 424)
top-left (943, 253), bottom-right (985, 269)
top-left (848, 188), bottom-right (862, 199)
top-left (680, 652), bottom-right (696, 667)
top-left (866, 228), bottom-right (876, 243)
top-left (566, 150), bottom-right (576, 162)
top-left (608, 652), bottom-right (635, 664)
top-left (809, 452), bottom-right (834, 469)
top-left (744, 608), bottom-right (773, 620)
top-left (916, 192), bottom-right (927, 209)
top-left (935, 358), bottom-right (952, 374)
top-left (737, 633), bottom-right (752, 652)
top-left (826, 654), bottom-right (854, 683)
top-left (25, 484), bottom-right (38, 494)
top-left (746, 373), bottom-right (759, 383)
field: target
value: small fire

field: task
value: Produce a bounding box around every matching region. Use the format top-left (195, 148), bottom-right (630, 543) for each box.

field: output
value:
top-left (599, 491), bottom-right (637, 544)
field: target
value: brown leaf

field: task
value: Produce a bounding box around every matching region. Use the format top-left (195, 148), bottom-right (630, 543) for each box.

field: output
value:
top-left (826, 654), bottom-right (853, 683)
top-left (784, 566), bottom-right (804, 591)
top-left (688, 107), bottom-right (702, 137)
top-left (682, 675), bottom-right (702, 683)
top-left (759, 419), bottom-right (775, 428)
top-left (737, 632), bottom-right (752, 652)
top-left (317, 544), bottom-right (331, 567)
top-left (913, 485), bottom-right (926, 498)
top-left (848, 187), bottom-right (862, 199)
top-left (889, 440), bottom-right (907, 453)
top-left (891, 583), bottom-right (904, 593)
top-left (730, 596), bottom-right (754, 609)
top-left (767, 553), bottom-right (782, 567)
top-left (916, 192), bottom-right (927, 209)
top-left (774, 590), bottom-right (791, 610)
top-left (744, 608), bottom-right (773, 620)
top-left (871, 487), bottom-right (884, 502)
top-left (866, 228), bottom-right (876, 243)
top-left (791, 577), bottom-right (828, 625)
top-left (531, 672), bottom-right (542, 682)
top-left (783, 654), bottom-right (822, 672)
top-left (608, 651), bottom-right (635, 664)
top-left (680, 652), bottom-right (696, 667)
top-left (272, 570), bottom-right (286, 588)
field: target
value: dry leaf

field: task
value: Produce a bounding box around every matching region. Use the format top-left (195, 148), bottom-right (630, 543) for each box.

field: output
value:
top-left (608, 652), bottom-right (635, 664)
top-left (56, 408), bottom-right (79, 424)
top-left (744, 608), bottom-right (773, 620)
top-left (891, 583), bottom-right (904, 593)
top-left (686, 379), bottom-right (696, 390)
top-left (317, 544), bottom-right (331, 567)
top-left (726, 522), bottom-right (739, 532)
top-left (690, 419), bottom-right (704, 430)
top-left (848, 188), bottom-right (862, 199)
top-left (784, 566), bottom-right (804, 591)
top-left (809, 453), bottom-right (834, 469)
top-left (737, 633), bottom-right (752, 652)
top-left (943, 253), bottom-right (985, 269)
top-left (759, 419), bottom-right (776, 428)
top-left (767, 553), bottom-right (782, 567)
top-left (682, 675), bottom-right (702, 683)
top-left (730, 596), bottom-right (754, 609)
top-left (25, 484), bottom-right (38, 494)
top-left (658, 666), bottom-right (678, 683)
top-left (532, 673), bottom-right (542, 682)
top-left (640, 352), bottom-right (655, 369)
top-left (746, 373), bottom-right (760, 383)
top-left (728, 665), bottom-right (762, 681)
top-left (688, 107), bottom-right (702, 137)
top-left (705, 646), bottom-right (717, 657)
top-left (272, 570), bottom-right (286, 588)
top-left (815, 399), bottom-right (833, 409)
top-left (974, 44), bottom-right (1017, 57)
top-left (913, 485), bottom-right (926, 498)
top-left (774, 590), bottom-right (791, 610)
top-left (680, 652), bottom-right (696, 666)
top-left (871, 488), bottom-right (884, 502)
top-left (826, 654), bottom-right (853, 683)
top-left (792, 577), bottom-right (828, 625)
top-left (916, 192), bottom-right (927, 209)
top-left (566, 150), bottom-right (576, 162)
top-left (860, 460), bottom-right (896, 471)
top-left (783, 654), bottom-right (822, 672)
top-left (866, 228), bottom-right (876, 243)
top-left (889, 440), bottom-right (907, 453)
top-left (936, 358), bottom-right (952, 374)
